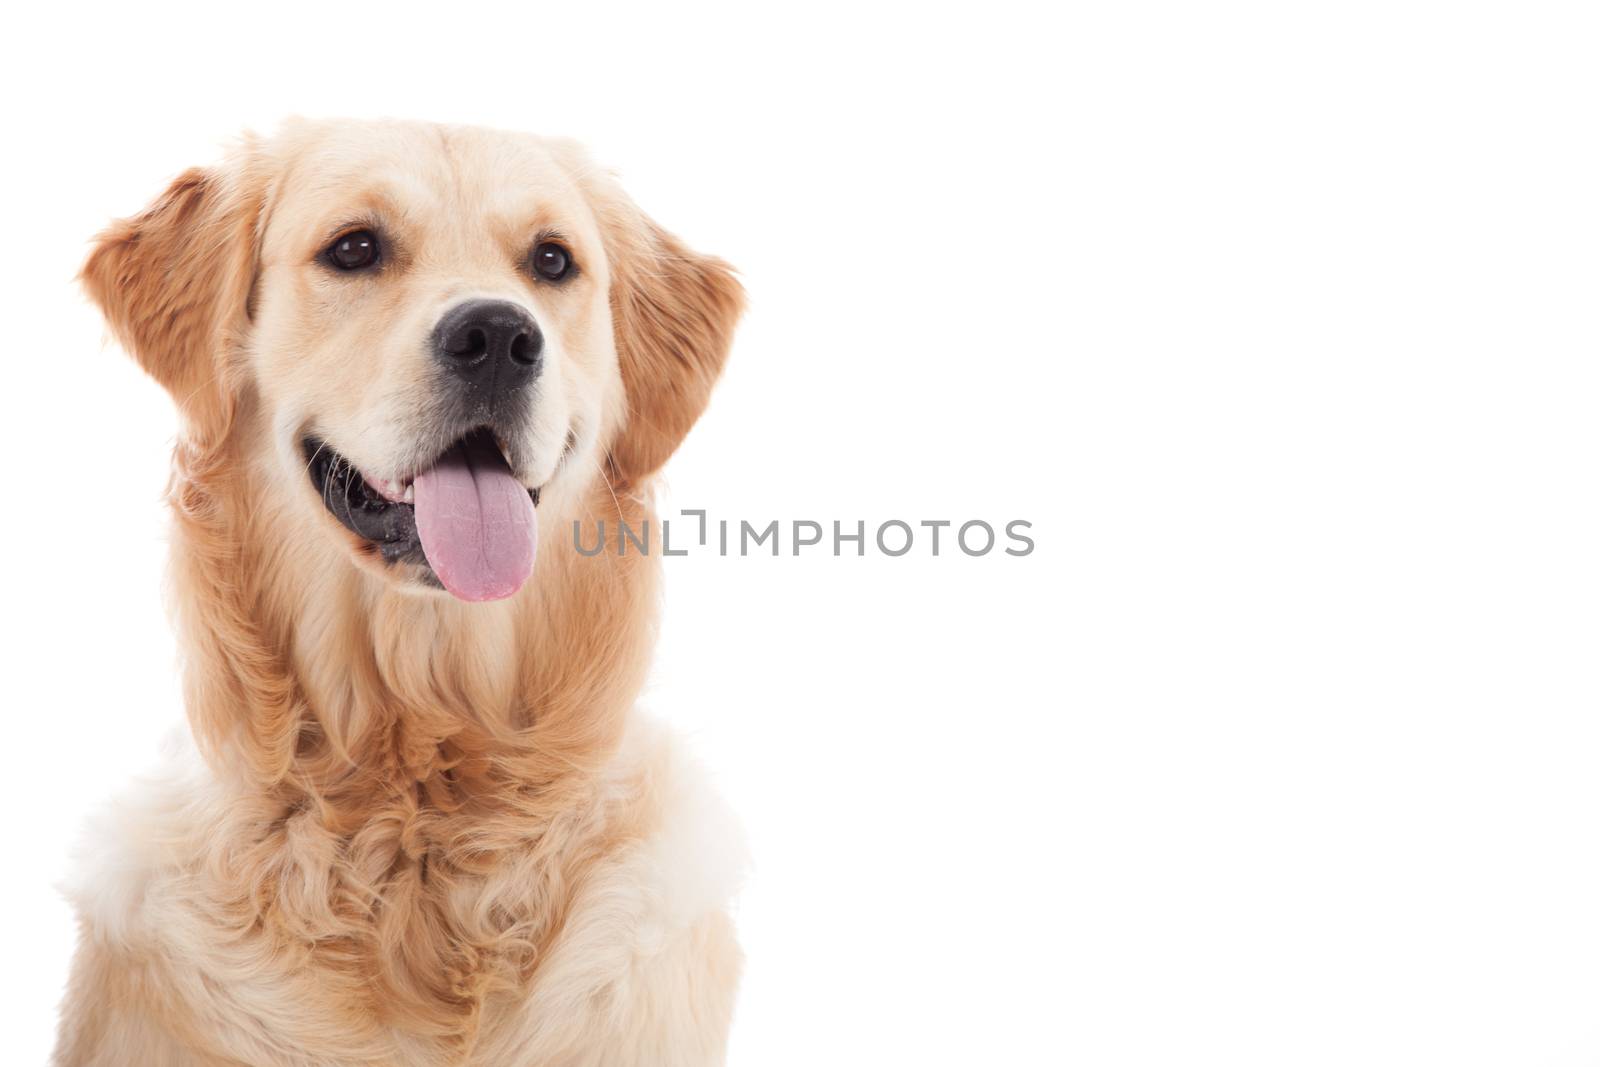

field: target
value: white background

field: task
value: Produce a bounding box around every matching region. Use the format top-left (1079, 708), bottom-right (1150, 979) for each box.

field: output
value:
top-left (3, 2), bottom-right (1599, 1064)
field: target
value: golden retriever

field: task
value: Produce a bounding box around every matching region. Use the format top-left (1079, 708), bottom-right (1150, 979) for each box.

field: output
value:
top-left (54, 118), bottom-right (745, 1066)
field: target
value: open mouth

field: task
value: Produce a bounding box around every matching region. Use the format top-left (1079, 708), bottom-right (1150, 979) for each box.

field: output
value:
top-left (302, 427), bottom-right (540, 602)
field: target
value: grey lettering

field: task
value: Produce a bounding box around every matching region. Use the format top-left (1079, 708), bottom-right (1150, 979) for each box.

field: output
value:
top-left (574, 520), bottom-right (606, 557)
top-left (958, 520), bottom-right (995, 556)
top-left (876, 520), bottom-right (913, 557)
top-left (793, 520), bottom-right (823, 555)
top-left (835, 520), bottom-right (865, 556)
top-left (1005, 520), bottom-right (1035, 556)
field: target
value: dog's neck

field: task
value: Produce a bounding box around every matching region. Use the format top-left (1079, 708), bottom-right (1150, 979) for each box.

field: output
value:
top-left (165, 421), bottom-right (660, 823)
top-left (146, 418), bottom-right (668, 1044)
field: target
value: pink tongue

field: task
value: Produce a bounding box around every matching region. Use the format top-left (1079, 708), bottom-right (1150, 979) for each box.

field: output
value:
top-left (412, 436), bottom-right (537, 602)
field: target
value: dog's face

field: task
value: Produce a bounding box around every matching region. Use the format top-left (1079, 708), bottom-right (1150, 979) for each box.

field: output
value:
top-left (256, 124), bottom-right (620, 600)
top-left (85, 119), bottom-right (741, 601)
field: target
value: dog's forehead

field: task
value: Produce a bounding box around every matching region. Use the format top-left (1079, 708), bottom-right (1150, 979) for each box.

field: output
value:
top-left (267, 121), bottom-right (592, 243)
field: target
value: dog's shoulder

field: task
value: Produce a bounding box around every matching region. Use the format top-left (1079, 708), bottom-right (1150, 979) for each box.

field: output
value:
top-left (479, 714), bottom-right (746, 1064)
top-left (528, 710), bottom-right (747, 958)
top-left (60, 730), bottom-right (220, 953)
top-left (598, 712), bottom-right (746, 926)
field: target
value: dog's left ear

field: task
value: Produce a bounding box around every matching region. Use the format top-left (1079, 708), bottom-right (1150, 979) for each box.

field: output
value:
top-left (594, 187), bottom-right (745, 487)
top-left (82, 153), bottom-right (265, 438)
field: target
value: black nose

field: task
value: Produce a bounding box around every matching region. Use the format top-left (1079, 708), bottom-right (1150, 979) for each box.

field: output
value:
top-left (432, 299), bottom-right (543, 391)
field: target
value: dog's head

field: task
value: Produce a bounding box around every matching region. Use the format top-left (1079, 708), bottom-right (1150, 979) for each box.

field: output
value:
top-left (84, 119), bottom-right (741, 602)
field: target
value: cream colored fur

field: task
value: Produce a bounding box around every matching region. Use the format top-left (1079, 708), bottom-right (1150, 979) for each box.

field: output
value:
top-left (55, 118), bottom-right (745, 1065)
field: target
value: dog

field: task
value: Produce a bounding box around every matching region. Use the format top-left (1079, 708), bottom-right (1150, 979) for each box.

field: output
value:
top-left (54, 118), bottom-right (745, 1066)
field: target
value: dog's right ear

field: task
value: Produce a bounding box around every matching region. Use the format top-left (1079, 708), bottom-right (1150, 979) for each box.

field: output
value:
top-left (82, 158), bottom-right (264, 435)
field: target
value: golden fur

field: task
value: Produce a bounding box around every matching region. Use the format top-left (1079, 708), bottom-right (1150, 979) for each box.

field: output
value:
top-left (55, 119), bottom-right (744, 1065)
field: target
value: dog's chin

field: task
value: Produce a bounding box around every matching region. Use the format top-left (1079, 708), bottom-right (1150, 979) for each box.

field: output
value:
top-left (300, 427), bottom-right (541, 599)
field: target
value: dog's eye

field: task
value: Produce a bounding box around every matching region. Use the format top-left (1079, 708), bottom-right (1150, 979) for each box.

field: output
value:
top-left (324, 230), bottom-right (381, 271)
top-left (530, 242), bottom-right (573, 282)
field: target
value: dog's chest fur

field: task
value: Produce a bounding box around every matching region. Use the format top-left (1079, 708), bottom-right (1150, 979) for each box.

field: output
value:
top-left (61, 715), bottom-right (743, 1066)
